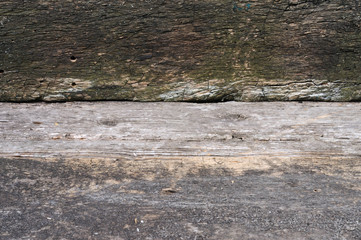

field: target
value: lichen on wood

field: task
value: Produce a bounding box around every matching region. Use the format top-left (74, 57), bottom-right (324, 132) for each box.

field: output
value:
top-left (1, 0), bottom-right (361, 102)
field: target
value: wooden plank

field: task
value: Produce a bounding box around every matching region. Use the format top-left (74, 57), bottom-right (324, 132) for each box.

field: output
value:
top-left (1, 1), bottom-right (361, 101)
top-left (0, 102), bottom-right (360, 239)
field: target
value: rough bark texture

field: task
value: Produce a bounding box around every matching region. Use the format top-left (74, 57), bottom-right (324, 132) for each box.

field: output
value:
top-left (0, 102), bottom-right (360, 239)
top-left (1, 0), bottom-right (361, 102)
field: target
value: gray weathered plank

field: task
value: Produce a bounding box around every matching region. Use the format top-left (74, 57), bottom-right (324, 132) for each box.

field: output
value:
top-left (0, 102), bottom-right (360, 239)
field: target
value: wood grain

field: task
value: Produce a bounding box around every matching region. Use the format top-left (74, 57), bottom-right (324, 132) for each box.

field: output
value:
top-left (1, 1), bottom-right (361, 101)
top-left (0, 102), bottom-right (360, 239)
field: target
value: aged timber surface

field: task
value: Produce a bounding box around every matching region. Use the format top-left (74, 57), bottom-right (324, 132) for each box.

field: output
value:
top-left (2, 1), bottom-right (361, 102)
top-left (0, 102), bottom-right (360, 239)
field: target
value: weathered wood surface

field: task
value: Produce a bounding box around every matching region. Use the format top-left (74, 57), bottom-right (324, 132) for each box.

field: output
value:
top-left (1, 1), bottom-right (361, 102)
top-left (0, 102), bottom-right (360, 239)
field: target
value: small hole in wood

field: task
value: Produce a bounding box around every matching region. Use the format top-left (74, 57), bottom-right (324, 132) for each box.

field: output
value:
top-left (161, 188), bottom-right (177, 194)
top-left (70, 56), bottom-right (77, 62)
top-left (0, 70), bottom-right (4, 74)
top-left (71, 82), bottom-right (76, 86)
